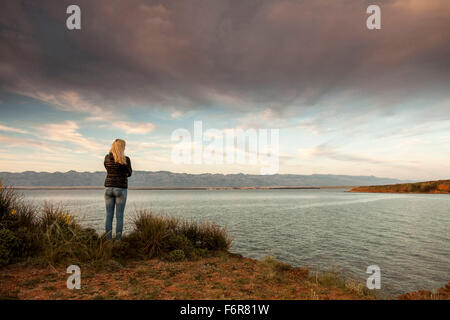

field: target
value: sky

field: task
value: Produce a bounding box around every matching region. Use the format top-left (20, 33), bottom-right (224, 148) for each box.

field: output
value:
top-left (0, 0), bottom-right (449, 180)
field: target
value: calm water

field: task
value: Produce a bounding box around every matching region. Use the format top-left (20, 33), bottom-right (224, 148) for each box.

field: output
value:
top-left (22, 188), bottom-right (449, 296)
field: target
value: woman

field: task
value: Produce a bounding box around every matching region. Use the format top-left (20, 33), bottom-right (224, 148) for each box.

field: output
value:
top-left (104, 139), bottom-right (132, 240)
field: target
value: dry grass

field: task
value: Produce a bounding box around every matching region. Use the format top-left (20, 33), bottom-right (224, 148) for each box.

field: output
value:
top-left (0, 186), bottom-right (231, 270)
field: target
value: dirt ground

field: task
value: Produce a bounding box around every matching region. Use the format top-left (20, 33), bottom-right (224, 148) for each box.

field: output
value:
top-left (1, 253), bottom-right (375, 300)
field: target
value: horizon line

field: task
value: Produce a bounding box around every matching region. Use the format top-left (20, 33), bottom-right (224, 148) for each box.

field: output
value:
top-left (0, 170), bottom-right (407, 179)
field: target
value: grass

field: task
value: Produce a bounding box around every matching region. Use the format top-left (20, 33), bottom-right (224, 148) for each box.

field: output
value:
top-left (0, 184), bottom-right (231, 269)
top-left (310, 268), bottom-right (376, 298)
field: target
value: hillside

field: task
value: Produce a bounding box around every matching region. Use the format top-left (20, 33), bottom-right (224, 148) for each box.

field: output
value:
top-left (0, 171), bottom-right (407, 188)
top-left (351, 180), bottom-right (450, 194)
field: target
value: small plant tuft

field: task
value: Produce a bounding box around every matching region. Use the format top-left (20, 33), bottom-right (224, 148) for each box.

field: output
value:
top-left (167, 249), bottom-right (186, 262)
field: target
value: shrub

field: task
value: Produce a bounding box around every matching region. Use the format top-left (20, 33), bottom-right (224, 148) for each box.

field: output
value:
top-left (165, 233), bottom-right (195, 257)
top-left (0, 186), bottom-right (39, 233)
top-left (179, 220), bottom-right (231, 251)
top-left (167, 249), bottom-right (186, 262)
top-left (40, 202), bottom-right (78, 230)
top-left (125, 210), bottom-right (232, 259)
top-left (194, 247), bottom-right (209, 258)
top-left (260, 256), bottom-right (292, 282)
top-left (0, 186), bottom-right (41, 261)
top-left (38, 203), bottom-right (114, 266)
top-left (0, 228), bottom-right (23, 266)
top-left (0, 185), bottom-right (21, 222)
top-left (126, 211), bottom-right (175, 258)
top-left (0, 185), bottom-right (232, 268)
top-left (420, 183), bottom-right (432, 193)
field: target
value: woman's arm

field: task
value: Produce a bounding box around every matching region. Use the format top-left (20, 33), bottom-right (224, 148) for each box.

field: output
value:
top-left (126, 157), bottom-right (132, 177)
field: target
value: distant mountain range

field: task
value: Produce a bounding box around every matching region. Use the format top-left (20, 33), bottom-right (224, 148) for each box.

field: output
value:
top-left (0, 171), bottom-right (410, 187)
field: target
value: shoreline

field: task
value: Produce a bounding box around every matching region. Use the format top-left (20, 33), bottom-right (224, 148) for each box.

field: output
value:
top-left (1, 185), bottom-right (448, 300)
top-left (349, 190), bottom-right (450, 194)
top-left (2, 252), bottom-right (448, 300)
top-left (0, 253), bottom-right (373, 300)
top-left (10, 186), bottom-right (352, 190)
top-left (349, 180), bottom-right (450, 194)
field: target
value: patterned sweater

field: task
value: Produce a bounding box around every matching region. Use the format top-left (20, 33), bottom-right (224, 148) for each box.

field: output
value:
top-left (104, 153), bottom-right (132, 189)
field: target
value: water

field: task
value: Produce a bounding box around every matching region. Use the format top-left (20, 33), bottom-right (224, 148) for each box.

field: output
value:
top-left (21, 188), bottom-right (449, 296)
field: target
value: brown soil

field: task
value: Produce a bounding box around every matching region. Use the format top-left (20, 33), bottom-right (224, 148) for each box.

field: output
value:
top-left (0, 253), bottom-right (372, 300)
top-left (1, 252), bottom-right (447, 300)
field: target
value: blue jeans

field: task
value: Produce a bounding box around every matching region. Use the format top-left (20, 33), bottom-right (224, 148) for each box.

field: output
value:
top-left (104, 187), bottom-right (127, 240)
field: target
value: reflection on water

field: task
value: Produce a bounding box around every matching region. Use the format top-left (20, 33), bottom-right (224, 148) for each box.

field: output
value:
top-left (22, 188), bottom-right (450, 296)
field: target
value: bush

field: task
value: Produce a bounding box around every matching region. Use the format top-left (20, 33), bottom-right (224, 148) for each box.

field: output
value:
top-left (0, 186), bottom-right (41, 262)
top-left (165, 233), bottom-right (195, 257)
top-left (125, 210), bottom-right (232, 259)
top-left (40, 208), bottom-right (114, 266)
top-left (0, 185), bottom-right (21, 222)
top-left (126, 211), bottom-right (176, 258)
top-left (0, 228), bottom-right (23, 266)
top-left (0, 186), bottom-right (38, 232)
top-left (420, 183), bottom-right (432, 193)
top-left (167, 249), bottom-right (186, 262)
top-left (179, 220), bottom-right (231, 251)
top-left (40, 202), bottom-right (78, 230)
top-left (0, 185), bottom-right (232, 268)
top-left (194, 247), bottom-right (209, 258)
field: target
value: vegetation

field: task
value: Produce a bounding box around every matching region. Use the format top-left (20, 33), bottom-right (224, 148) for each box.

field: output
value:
top-left (351, 180), bottom-right (450, 194)
top-left (398, 283), bottom-right (450, 300)
top-left (0, 184), bottom-right (231, 269)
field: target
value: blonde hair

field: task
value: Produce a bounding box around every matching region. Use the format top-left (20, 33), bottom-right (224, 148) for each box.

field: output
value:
top-left (110, 139), bottom-right (127, 165)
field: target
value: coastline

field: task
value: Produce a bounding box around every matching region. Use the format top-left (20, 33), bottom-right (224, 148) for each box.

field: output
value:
top-left (10, 186), bottom-right (349, 191)
top-left (0, 253), bottom-right (369, 300)
top-left (349, 190), bottom-right (450, 194)
top-left (349, 180), bottom-right (450, 194)
top-left (2, 184), bottom-right (448, 300)
top-left (2, 252), bottom-right (448, 300)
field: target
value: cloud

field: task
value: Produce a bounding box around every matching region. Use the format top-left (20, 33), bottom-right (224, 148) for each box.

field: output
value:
top-left (127, 141), bottom-right (170, 151)
top-left (38, 121), bottom-right (102, 152)
top-left (171, 111), bottom-right (183, 119)
top-left (298, 143), bottom-right (422, 173)
top-left (111, 121), bottom-right (156, 135)
top-left (0, 134), bottom-right (78, 154)
top-left (85, 116), bottom-right (156, 135)
top-left (0, 134), bottom-right (52, 151)
top-left (0, 124), bottom-right (29, 134)
top-left (0, 0), bottom-right (449, 117)
top-left (303, 145), bottom-right (383, 165)
top-left (24, 90), bottom-right (108, 116)
top-left (0, 1), bottom-right (449, 179)
top-left (234, 108), bottom-right (291, 130)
